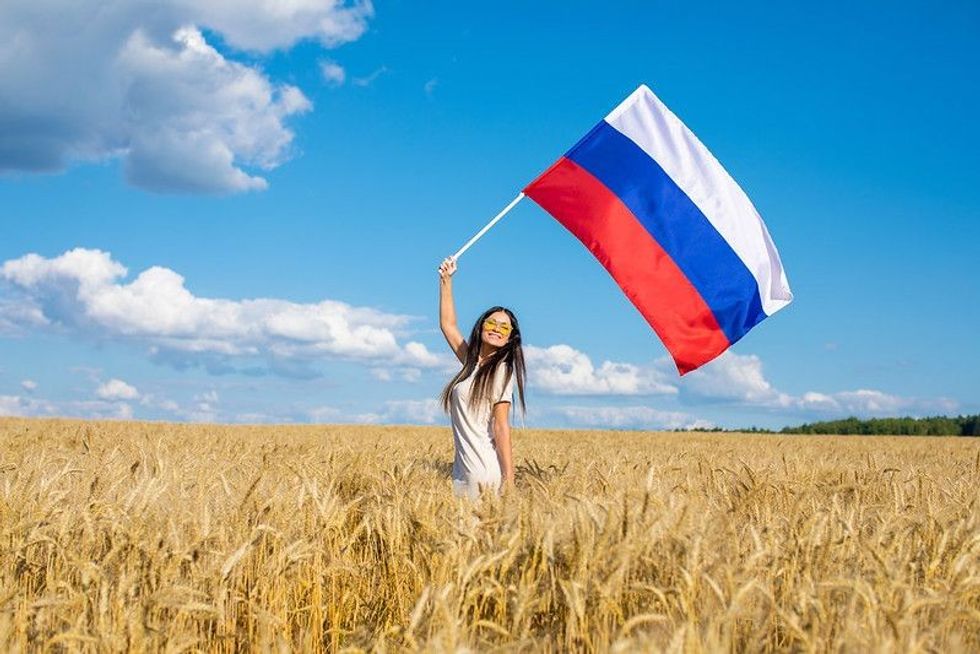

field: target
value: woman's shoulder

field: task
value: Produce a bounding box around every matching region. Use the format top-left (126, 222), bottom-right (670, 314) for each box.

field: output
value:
top-left (490, 360), bottom-right (515, 391)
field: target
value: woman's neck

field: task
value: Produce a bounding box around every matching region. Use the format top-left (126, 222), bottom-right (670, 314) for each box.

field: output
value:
top-left (478, 344), bottom-right (499, 364)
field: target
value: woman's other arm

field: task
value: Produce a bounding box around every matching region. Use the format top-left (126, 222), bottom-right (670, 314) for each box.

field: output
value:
top-left (439, 257), bottom-right (467, 363)
top-left (492, 401), bottom-right (515, 489)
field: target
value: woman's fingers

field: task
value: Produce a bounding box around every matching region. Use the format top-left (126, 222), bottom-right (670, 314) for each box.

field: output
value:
top-left (438, 257), bottom-right (457, 277)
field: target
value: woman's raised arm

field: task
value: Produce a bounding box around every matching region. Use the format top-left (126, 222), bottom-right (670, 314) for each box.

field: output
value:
top-left (439, 257), bottom-right (467, 363)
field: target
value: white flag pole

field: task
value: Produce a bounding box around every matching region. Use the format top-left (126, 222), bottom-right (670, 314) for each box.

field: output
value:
top-left (450, 192), bottom-right (525, 261)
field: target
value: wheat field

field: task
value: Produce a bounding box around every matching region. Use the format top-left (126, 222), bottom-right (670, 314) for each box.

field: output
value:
top-left (0, 418), bottom-right (977, 652)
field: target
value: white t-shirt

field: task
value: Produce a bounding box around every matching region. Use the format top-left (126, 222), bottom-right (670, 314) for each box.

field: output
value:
top-left (449, 363), bottom-right (515, 496)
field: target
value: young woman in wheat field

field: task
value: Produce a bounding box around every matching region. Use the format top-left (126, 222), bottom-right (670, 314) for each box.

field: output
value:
top-left (438, 256), bottom-right (527, 499)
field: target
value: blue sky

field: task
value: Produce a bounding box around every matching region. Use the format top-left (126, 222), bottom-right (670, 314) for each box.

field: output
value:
top-left (1, 0), bottom-right (978, 429)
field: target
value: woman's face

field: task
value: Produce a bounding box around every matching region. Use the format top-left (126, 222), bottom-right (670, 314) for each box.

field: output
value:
top-left (481, 310), bottom-right (513, 349)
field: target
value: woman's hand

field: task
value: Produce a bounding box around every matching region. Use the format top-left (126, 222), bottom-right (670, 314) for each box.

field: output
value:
top-left (438, 257), bottom-right (457, 282)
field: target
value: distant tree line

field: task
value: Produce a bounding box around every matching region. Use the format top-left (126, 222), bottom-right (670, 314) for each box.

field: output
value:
top-left (679, 415), bottom-right (980, 436)
top-left (780, 415), bottom-right (980, 436)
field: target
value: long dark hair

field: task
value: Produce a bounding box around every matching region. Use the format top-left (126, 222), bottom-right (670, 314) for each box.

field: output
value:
top-left (440, 306), bottom-right (526, 416)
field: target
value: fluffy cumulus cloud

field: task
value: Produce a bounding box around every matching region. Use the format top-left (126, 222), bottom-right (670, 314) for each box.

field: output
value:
top-left (525, 344), bottom-right (677, 396)
top-left (0, 393), bottom-right (132, 420)
top-left (555, 406), bottom-right (713, 431)
top-left (320, 60), bottom-right (347, 86)
top-left (519, 346), bottom-right (955, 424)
top-left (0, 394), bottom-right (55, 417)
top-left (794, 389), bottom-right (957, 417)
top-left (680, 351), bottom-right (957, 418)
top-left (355, 399), bottom-right (445, 425)
top-left (371, 367), bottom-right (423, 383)
top-left (513, 345), bottom-right (954, 422)
top-left (96, 379), bottom-right (140, 401)
top-left (681, 352), bottom-right (789, 405)
top-left (0, 396), bottom-right (20, 417)
top-left (0, 0), bottom-right (372, 192)
top-left (0, 299), bottom-right (47, 335)
top-left (0, 248), bottom-right (443, 376)
top-left (310, 398), bottom-right (444, 425)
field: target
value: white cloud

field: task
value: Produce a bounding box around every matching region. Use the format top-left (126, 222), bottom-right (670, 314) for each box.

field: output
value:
top-left (234, 412), bottom-right (289, 424)
top-left (0, 0), bottom-right (371, 192)
top-left (67, 400), bottom-right (135, 421)
top-left (525, 344), bottom-right (677, 396)
top-left (352, 66), bottom-right (388, 87)
top-left (2, 249), bottom-right (127, 292)
top-left (141, 394), bottom-right (181, 413)
top-left (320, 60), bottom-right (346, 86)
top-left (400, 342), bottom-right (443, 367)
top-left (797, 391), bottom-right (838, 411)
top-left (681, 351), bottom-right (790, 405)
top-left (0, 248), bottom-right (442, 377)
top-left (117, 26), bottom-right (312, 193)
top-left (0, 392), bottom-right (132, 420)
top-left (798, 389), bottom-right (957, 417)
top-left (186, 0), bottom-right (373, 52)
top-left (361, 399), bottom-right (444, 425)
top-left (831, 390), bottom-right (902, 413)
top-left (680, 351), bottom-right (957, 418)
top-left (555, 405), bottom-right (713, 431)
top-left (0, 300), bottom-right (48, 335)
top-left (384, 399), bottom-right (443, 424)
top-left (97, 378), bottom-right (140, 401)
top-left (371, 369), bottom-right (393, 382)
top-left (424, 78), bottom-right (438, 97)
top-left (309, 406), bottom-right (343, 423)
top-left (0, 396), bottom-right (24, 416)
top-left (370, 368), bottom-right (422, 383)
top-left (21, 380), bottom-right (37, 392)
top-left (134, 390), bottom-right (220, 422)
top-left (0, 394), bottom-right (55, 417)
top-left (196, 390), bottom-right (219, 405)
top-left (191, 390), bottom-right (220, 416)
top-left (310, 399), bottom-right (444, 425)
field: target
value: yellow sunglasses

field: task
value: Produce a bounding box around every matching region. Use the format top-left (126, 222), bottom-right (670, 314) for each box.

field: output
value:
top-left (483, 319), bottom-right (513, 336)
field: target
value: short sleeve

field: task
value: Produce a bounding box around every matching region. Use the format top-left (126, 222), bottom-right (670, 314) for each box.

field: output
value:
top-left (492, 365), bottom-right (515, 405)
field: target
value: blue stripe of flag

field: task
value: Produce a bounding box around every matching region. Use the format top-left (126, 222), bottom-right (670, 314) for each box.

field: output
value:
top-left (565, 120), bottom-right (766, 345)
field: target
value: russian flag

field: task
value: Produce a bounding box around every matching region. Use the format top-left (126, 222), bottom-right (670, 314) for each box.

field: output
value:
top-left (524, 85), bottom-right (793, 375)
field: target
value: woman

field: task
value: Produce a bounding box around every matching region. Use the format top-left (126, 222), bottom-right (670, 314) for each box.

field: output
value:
top-left (438, 256), bottom-right (526, 499)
